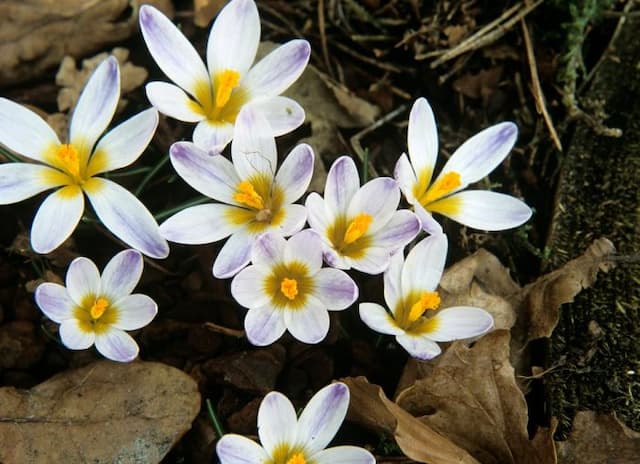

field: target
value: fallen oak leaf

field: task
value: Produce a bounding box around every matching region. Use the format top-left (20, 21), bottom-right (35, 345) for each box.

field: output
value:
top-left (0, 360), bottom-right (200, 464)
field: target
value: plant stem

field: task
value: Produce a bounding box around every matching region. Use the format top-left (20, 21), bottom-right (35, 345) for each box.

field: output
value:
top-left (206, 398), bottom-right (226, 438)
top-left (154, 196), bottom-right (210, 221)
top-left (135, 154), bottom-right (170, 196)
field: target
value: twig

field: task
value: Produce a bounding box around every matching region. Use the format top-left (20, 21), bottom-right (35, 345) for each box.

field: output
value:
top-left (331, 40), bottom-right (408, 73)
top-left (521, 18), bottom-right (563, 151)
top-left (203, 321), bottom-right (245, 338)
top-left (318, 0), bottom-right (335, 79)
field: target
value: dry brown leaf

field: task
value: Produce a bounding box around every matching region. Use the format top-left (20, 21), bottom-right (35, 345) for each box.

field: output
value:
top-left (0, 0), bottom-right (173, 86)
top-left (556, 411), bottom-right (640, 463)
top-left (194, 0), bottom-right (228, 28)
top-left (395, 331), bottom-right (556, 464)
top-left (453, 67), bottom-right (503, 100)
top-left (0, 360), bottom-right (200, 463)
top-left (342, 376), bottom-right (480, 464)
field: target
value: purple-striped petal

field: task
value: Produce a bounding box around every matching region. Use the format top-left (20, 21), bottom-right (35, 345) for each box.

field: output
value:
top-left (216, 434), bottom-right (269, 464)
top-left (34, 283), bottom-right (74, 323)
top-left (347, 246), bottom-right (391, 275)
top-left (394, 152), bottom-right (418, 204)
top-left (370, 210), bottom-right (420, 250)
top-left (359, 303), bottom-right (403, 336)
top-left (94, 327), bottom-right (139, 362)
top-left (347, 177), bottom-right (399, 234)
top-left (0, 163), bottom-right (67, 204)
top-left (231, 107), bottom-right (277, 180)
top-left (59, 319), bottom-right (95, 350)
top-left (325, 156), bottom-right (360, 215)
top-left (213, 228), bottom-right (253, 278)
top-left (296, 382), bottom-right (349, 454)
top-left (31, 186), bottom-right (84, 254)
top-left (396, 333), bottom-right (441, 360)
top-left (384, 251), bottom-right (404, 317)
top-left (111, 294), bottom-right (158, 331)
top-left (407, 98), bottom-right (438, 186)
top-left (66, 256), bottom-right (101, 305)
top-left (274, 204), bottom-right (307, 237)
top-left (424, 307), bottom-right (493, 342)
top-left (231, 265), bottom-right (270, 308)
top-left (251, 96), bottom-right (305, 136)
top-left (145, 82), bottom-right (205, 123)
top-left (313, 268), bottom-right (358, 310)
top-left (84, 177), bottom-right (169, 259)
top-left (284, 296), bottom-right (329, 344)
top-left (192, 120), bottom-right (234, 154)
top-left (284, 229), bottom-right (322, 272)
top-left (100, 249), bottom-right (143, 301)
top-left (305, 193), bottom-right (331, 233)
top-left (251, 231), bottom-right (285, 268)
top-left (257, 392), bottom-right (297, 455)
top-left (313, 446), bottom-right (376, 464)
top-left (242, 40), bottom-right (310, 97)
top-left (244, 305), bottom-right (286, 346)
top-left (402, 234), bottom-right (447, 294)
top-left (413, 201), bottom-right (443, 234)
top-left (275, 143), bottom-right (314, 203)
top-left (160, 204), bottom-right (242, 244)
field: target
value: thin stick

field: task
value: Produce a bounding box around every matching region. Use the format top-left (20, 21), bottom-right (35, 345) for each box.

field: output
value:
top-left (204, 321), bottom-right (245, 338)
top-left (318, 0), bottom-right (335, 79)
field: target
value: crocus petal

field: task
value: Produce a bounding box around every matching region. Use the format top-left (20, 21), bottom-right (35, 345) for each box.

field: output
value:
top-left (231, 107), bottom-right (277, 180)
top-left (284, 229), bottom-right (322, 272)
top-left (347, 177), bottom-right (399, 234)
top-left (139, 5), bottom-right (210, 97)
top-left (100, 249), bottom-right (143, 301)
top-left (66, 256), bottom-right (101, 306)
top-left (0, 98), bottom-right (60, 163)
top-left (88, 108), bottom-right (159, 176)
top-left (383, 251), bottom-right (403, 313)
top-left (314, 446), bottom-right (376, 464)
top-left (274, 143), bottom-right (314, 203)
top-left (34, 283), bottom-right (74, 323)
top-left (0, 163), bottom-right (67, 204)
top-left (348, 246), bottom-right (391, 275)
top-left (359, 303), bottom-right (403, 336)
top-left (284, 296), bottom-right (329, 344)
top-left (425, 307), bottom-right (493, 342)
top-left (407, 97), bottom-right (438, 187)
top-left (31, 186), bottom-right (84, 254)
top-left (242, 40), bottom-right (310, 97)
top-left (111, 294), bottom-right (158, 331)
top-left (296, 382), bottom-right (349, 454)
top-left (145, 82), bottom-right (205, 123)
top-left (325, 156), bottom-right (360, 215)
top-left (313, 268), bottom-right (358, 310)
top-left (216, 434), bottom-right (269, 464)
top-left (250, 96), bottom-right (305, 137)
top-left (251, 231), bottom-right (286, 268)
top-left (94, 328), bottom-right (139, 362)
top-left (231, 265), bottom-right (270, 308)
top-left (396, 334), bottom-right (442, 360)
top-left (60, 319), bottom-right (95, 350)
top-left (305, 193), bottom-right (331, 233)
top-left (402, 234), bottom-right (447, 294)
top-left (207, 0), bottom-right (260, 78)
top-left (257, 392), bottom-right (297, 456)
top-left (70, 57), bottom-right (119, 153)
top-left (437, 121), bottom-right (518, 189)
top-left (370, 210), bottom-right (420, 250)
top-left (322, 248), bottom-right (351, 270)
top-left (275, 204), bottom-right (308, 237)
top-left (213, 228), bottom-right (253, 278)
top-left (169, 141), bottom-right (240, 203)
top-left (84, 178), bottom-right (169, 259)
top-left (244, 305), bottom-right (286, 346)
top-left (413, 201), bottom-right (443, 234)
top-left (393, 153), bottom-right (418, 205)
top-left (429, 190), bottom-right (532, 231)
top-left (193, 120), bottom-right (234, 154)
top-left (160, 204), bottom-right (243, 244)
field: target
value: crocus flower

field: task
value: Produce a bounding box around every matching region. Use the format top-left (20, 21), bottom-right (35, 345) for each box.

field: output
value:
top-left (305, 156), bottom-right (421, 275)
top-left (217, 382), bottom-right (375, 464)
top-left (160, 107), bottom-right (313, 278)
top-left (0, 57), bottom-right (169, 258)
top-left (394, 97), bottom-right (532, 234)
top-left (34, 249), bottom-right (157, 362)
top-left (359, 233), bottom-right (493, 360)
top-left (139, 0), bottom-right (310, 152)
top-left (231, 230), bottom-right (358, 346)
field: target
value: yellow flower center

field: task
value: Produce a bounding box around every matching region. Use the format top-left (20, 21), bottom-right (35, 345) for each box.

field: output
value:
top-left (420, 171), bottom-right (462, 206)
top-left (215, 69), bottom-right (241, 108)
top-left (57, 143), bottom-right (81, 179)
top-left (234, 181), bottom-right (265, 210)
top-left (90, 297), bottom-right (110, 320)
top-left (343, 213), bottom-right (373, 245)
top-left (407, 291), bottom-right (441, 323)
top-left (280, 278), bottom-right (299, 300)
top-left (286, 453), bottom-right (306, 464)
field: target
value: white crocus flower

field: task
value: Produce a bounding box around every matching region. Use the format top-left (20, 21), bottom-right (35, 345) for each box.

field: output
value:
top-left (0, 57), bottom-right (168, 258)
top-left (394, 97), bottom-right (532, 234)
top-left (139, 0), bottom-right (310, 153)
top-left (217, 382), bottom-right (375, 464)
top-left (34, 249), bottom-right (157, 362)
top-left (305, 155), bottom-right (421, 275)
top-left (231, 230), bottom-right (358, 346)
top-left (159, 107), bottom-right (313, 278)
top-left (359, 233), bottom-right (493, 360)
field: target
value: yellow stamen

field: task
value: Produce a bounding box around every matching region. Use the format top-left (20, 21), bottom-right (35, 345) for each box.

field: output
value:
top-left (421, 171), bottom-right (462, 205)
top-left (408, 291), bottom-right (441, 323)
top-left (343, 213), bottom-right (373, 245)
top-left (215, 69), bottom-right (241, 108)
top-left (234, 181), bottom-right (265, 210)
top-left (286, 453), bottom-right (306, 464)
top-left (280, 278), bottom-right (299, 300)
top-left (56, 144), bottom-right (80, 178)
top-left (90, 298), bottom-right (110, 320)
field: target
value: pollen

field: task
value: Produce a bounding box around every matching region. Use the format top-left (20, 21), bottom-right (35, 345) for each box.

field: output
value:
top-left (408, 291), bottom-right (440, 323)
top-left (286, 453), bottom-right (306, 464)
top-left (343, 213), bottom-right (373, 245)
top-left (280, 278), bottom-right (299, 300)
top-left (56, 144), bottom-right (81, 178)
top-left (421, 171), bottom-right (462, 205)
top-left (215, 69), bottom-right (241, 108)
top-left (90, 298), bottom-right (110, 320)
top-left (234, 181), bottom-right (265, 210)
